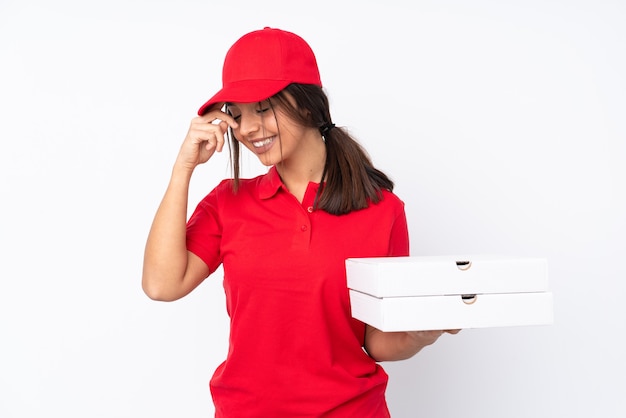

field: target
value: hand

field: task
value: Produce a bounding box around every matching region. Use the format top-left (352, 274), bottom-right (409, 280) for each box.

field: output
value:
top-left (175, 110), bottom-right (238, 171)
top-left (405, 329), bottom-right (461, 350)
top-left (364, 326), bottom-right (461, 361)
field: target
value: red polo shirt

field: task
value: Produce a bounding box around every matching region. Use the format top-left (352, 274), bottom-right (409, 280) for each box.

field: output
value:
top-left (186, 166), bottom-right (409, 417)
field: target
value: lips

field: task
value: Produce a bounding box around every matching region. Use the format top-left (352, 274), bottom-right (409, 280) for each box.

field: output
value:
top-left (250, 136), bottom-right (276, 153)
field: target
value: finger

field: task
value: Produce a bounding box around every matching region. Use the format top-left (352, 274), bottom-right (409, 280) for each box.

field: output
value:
top-left (192, 124), bottom-right (226, 152)
top-left (205, 138), bottom-right (217, 152)
top-left (200, 109), bottom-right (239, 130)
top-left (187, 122), bottom-right (225, 144)
top-left (191, 117), bottom-right (233, 151)
top-left (214, 121), bottom-right (230, 152)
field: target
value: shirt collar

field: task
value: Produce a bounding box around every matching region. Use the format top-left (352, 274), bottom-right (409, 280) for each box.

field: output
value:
top-left (258, 166), bottom-right (284, 200)
top-left (258, 166), bottom-right (323, 201)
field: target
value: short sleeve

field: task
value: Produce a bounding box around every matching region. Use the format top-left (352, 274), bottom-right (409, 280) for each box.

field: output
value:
top-left (186, 181), bottom-right (228, 274)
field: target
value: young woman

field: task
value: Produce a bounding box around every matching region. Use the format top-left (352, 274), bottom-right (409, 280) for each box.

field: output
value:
top-left (142, 27), bottom-right (456, 418)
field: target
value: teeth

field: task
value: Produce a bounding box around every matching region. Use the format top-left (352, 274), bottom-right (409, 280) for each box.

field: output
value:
top-left (252, 137), bottom-right (274, 148)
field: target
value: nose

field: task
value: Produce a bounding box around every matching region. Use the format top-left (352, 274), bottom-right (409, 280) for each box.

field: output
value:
top-left (237, 112), bottom-right (262, 138)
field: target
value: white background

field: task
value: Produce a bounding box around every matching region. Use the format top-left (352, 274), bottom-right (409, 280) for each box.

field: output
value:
top-left (1, 0), bottom-right (624, 417)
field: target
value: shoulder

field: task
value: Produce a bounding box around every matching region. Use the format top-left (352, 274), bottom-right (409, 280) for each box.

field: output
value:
top-left (340, 190), bottom-right (406, 221)
top-left (376, 189), bottom-right (406, 212)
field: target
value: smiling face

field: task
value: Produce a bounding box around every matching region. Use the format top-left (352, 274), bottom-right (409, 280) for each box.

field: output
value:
top-left (226, 99), bottom-right (316, 168)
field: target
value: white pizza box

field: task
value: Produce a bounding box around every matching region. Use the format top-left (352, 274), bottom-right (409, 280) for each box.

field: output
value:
top-left (346, 255), bottom-right (553, 331)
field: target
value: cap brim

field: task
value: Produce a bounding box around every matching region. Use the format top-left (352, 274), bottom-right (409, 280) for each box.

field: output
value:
top-left (197, 79), bottom-right (290, 115)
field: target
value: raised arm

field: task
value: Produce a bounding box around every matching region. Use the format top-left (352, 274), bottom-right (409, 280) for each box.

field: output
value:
top-left (142, 112), bottom-right (237, 301)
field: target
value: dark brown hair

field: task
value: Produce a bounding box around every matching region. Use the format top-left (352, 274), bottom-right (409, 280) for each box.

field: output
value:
top-left (226, 83), bottom-right (394, 215)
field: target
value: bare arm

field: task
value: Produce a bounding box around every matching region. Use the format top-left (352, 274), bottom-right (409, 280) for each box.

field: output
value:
top-left (141, 111), bottom-right (237, 301)
top-left (364, 325), bottom-right (460, 362)
top-left (141, 164), bottom-right (207, 301)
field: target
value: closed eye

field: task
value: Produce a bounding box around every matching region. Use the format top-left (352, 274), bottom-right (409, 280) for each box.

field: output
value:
top-left (256, 100), bottom-right (271, 115)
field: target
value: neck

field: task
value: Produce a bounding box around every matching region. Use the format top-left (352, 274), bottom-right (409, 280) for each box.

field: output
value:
top-left (275, 131), bottom-right (326, 202)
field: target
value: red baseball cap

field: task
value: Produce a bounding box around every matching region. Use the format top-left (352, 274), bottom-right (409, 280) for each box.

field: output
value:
top-left (197, 27), bottom-right (322, 115)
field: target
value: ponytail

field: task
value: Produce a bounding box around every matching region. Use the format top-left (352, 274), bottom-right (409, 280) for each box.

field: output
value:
top-left (316, 123), bottom-right (393, 214)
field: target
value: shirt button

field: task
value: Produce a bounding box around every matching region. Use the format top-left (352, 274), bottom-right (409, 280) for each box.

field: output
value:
top-left (307, 206), bottom-right (313, 213)
top-left (301, 225), bottom-right (308, 232)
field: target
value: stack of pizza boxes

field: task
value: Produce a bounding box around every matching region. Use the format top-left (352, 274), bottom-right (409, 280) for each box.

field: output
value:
top-left (346, 255), bottom-right (553, 331)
